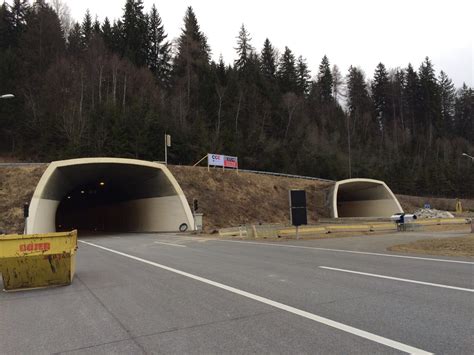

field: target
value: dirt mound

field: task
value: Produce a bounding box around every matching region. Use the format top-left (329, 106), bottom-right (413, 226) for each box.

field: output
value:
top-left (0, 165), bottom-right (48, 233)
top-left (169, 166), bottom-right (333, 231)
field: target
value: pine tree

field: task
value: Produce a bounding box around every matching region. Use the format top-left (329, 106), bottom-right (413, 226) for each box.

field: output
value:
top-left (147, 4), bottom-right (171, 86)
top-left (347, 66), bottom-right (371, 120)
top-left (317, 55), bottom-right (333, 103)
top-left (122, 0), bottom-right (148, 66)
top-left (332, 64), bottom-right (343, 102)
top-left (438, 70), bottom-right (456, 127)
top-left (10, 0), bottom-right (29, 46)
top-left (173, 6), bottom-right (211, 123)
top-left (418, 56), bottom-right (441, 132)
top-left (371, 62), bottom-right (390, 128)
top-left (81, 9), bottom-right (92, 47)
top-left (0, 3), bottom-right (14, 49)
top-left (296, 56), bottom-right (310, 95)
top-left (234, 24), bottom-right (253, 72)
top-left (93, 16), bottom-right (101, 35)
top-left (111, 19), bottom-right (124, 54)
top-left (277, 46), bottom-right (297, 93)
top-left (174, 6), bottom-right (210, 76)
top-left (260, 38), bottom-right (276, 79)
top-left (101, 17), bottom-right (113, 50)
top-left (67, 22), bottom-right (83, 56)
top-left (454, 83), bottom-right (474, 138)
top-left (404, 63), bottom-right (419, 133)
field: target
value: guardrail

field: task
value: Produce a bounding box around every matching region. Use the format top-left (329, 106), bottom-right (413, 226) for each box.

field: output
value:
top-left (238, 169), bottom-right (335, 183)
top-left (219, 218), bottom-right (471, 239)
top-left (0, 162), bottom-right (47, 167)
top-left (0, 162), bottom-right (335, 183)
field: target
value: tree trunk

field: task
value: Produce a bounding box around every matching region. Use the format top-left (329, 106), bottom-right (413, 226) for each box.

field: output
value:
top-left (235, 91), bottom-right (243, 133)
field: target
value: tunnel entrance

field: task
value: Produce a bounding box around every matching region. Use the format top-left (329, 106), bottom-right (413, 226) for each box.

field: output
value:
top-left (27, 158), bottom-right (194, 234)
top-left (331, 178), bottom-right (403, 218)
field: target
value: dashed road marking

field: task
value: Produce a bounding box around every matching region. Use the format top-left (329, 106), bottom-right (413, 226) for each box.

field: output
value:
top-left (79, 240), bottom-right (432, 355)
top-left (153, 241), bottom-right (186, 248)
top-left (320, 266), bottom-right (474, 293)
top-left (217, 240), bottom-right (474, 265)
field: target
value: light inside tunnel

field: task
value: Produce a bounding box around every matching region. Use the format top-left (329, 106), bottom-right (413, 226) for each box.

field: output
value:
top-left (27, 158), bottom-right (194, 234)
top-left (331, 178), bottom-right (403, 218)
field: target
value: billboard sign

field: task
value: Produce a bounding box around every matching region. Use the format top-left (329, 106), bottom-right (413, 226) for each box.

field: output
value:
top-left (208, 154), bottom-right (225, 166)
top-left (224, 156), bottom-right (238, 168)
top-left (208, 154), bottom-right (238, 169)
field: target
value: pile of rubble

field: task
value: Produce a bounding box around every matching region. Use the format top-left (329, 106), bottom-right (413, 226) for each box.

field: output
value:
top-left (414, 208), bottom-right (454, 219)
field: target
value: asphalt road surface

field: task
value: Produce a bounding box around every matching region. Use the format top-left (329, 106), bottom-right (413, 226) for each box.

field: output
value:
top-left (1, 231), bottom-right (473, 354)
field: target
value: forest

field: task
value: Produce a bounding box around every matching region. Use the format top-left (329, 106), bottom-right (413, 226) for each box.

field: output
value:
top-left (0, 0), bottom-right (473, 197)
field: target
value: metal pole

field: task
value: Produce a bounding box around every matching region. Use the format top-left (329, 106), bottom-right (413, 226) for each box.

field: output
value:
top-left (164, 134), bottom-right (167, 165)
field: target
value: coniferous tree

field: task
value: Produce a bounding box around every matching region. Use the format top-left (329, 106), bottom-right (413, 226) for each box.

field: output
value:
top-left (173, 6), bottom-right (211, 127)
top-left (404, 63), bottom-right (419, 134)
top-left (277, 46), bottom-right (297, 93)
top-left (438, 70), bottom-right (456, 127)
top-left (332, 64), bottom-right (343, 102)
top-left (260, 38), bottom-right (276, 79)
top-left (296, 56), bottom-right (310, 95)
top-left (317, 55), bottom-right (333, 103)
top-left (454, 83), bottom-right (474, 138)
top-left (122, 0), bottom-right (148, 66)
top-left (174, 6), bottom-right (210, 76)
top-left (418, 57), bottom-right (441, 134)
top-left (81, 10), bottom-right (92, 47)
top-left (371, 62), bottom-right (390, 129)
top-left (234, 24), bottom-right (253, 72)
top-left (92, 16), bottom-right (101, 34)
top-left (10, 0), bottom-right (29, 46)
top-left (147, 4), bottom-right (171, 86)
top-left (101, 17), bottom-right (113, 50)
top-left (347, 66), bottom-right (371, 127)
top-left (67, 22), bottom-right (83, 56)
top-left (111, 19), bottom-right (124, 54)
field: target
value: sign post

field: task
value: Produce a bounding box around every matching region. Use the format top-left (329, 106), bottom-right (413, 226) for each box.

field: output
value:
top-left (289, 190), bottom-right (307, 239)
top-left (164, 134), bottom-right (171, 165)
top-left (207, 154), bottom-right (239, 172)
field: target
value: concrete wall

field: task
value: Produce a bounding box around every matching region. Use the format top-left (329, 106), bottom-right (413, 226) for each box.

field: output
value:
top-left (330, 178), bottom-right (403, 218)
top-left (26, 158), bottom-right (194, 234)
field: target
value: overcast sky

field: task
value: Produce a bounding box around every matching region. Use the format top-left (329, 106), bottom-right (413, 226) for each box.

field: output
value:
top-left (46, 1), bottom-right (474, 87)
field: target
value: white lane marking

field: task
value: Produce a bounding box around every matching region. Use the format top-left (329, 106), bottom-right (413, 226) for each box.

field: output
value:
top-left (153, 241), bottom-right (186, 248)
top-left (320, 266), bottom-right (474, 293)
top-left (79, 240), bottom-right (431, 355)
top-left (217, 240), bottom-right (474, 265)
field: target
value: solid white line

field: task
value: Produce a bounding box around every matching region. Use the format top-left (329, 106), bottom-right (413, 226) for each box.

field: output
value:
top-left (217, 240), bottom-right (474, 265)
top-left (153, 241), bottom-right (186, 248)
top-left (78, 240), bottom-right (431, 354)
top-left (319, 266), bottom-right (474, 293)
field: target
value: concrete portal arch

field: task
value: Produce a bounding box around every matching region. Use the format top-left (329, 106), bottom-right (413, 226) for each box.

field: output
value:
top-left (330, 178), bottom-right (403, 218)
top-left (26, 158), bottom-right (194, 234)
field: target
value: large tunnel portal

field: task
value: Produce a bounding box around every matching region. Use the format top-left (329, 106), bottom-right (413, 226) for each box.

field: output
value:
top-left (331, 178), bottom-right (403, 218)
top-left (27, 158), bottom-right (194, 234)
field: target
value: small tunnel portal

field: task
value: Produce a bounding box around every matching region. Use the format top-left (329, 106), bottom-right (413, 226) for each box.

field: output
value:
top-left (331, 178), bottom-right (403, 218)
top-left (27, 158), bottom-right (194, 234)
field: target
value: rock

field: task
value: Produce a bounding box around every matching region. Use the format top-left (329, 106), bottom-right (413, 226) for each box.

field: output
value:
top-left (414, 208), bottom-right (454, 219)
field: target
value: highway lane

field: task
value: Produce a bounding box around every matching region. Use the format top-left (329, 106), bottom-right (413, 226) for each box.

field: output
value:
top-left (1, 232), bottom-right (473, 354)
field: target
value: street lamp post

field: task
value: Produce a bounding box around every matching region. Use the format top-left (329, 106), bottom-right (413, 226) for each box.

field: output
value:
top-left (462, 153), bottom-right (474, 161)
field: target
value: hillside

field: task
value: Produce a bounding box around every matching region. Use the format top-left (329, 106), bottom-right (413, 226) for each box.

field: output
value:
top-left (1, 164), bottom-right (473, 234)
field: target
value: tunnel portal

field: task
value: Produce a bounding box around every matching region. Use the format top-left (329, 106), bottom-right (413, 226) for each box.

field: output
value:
top-left (330, 178), bottom-right (403, 218)
top-left (27, 158), bottom-right (194, 234)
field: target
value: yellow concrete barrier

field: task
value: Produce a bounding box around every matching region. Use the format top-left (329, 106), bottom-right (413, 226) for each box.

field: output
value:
top-left (0, 230), bottom-right (77, 291)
